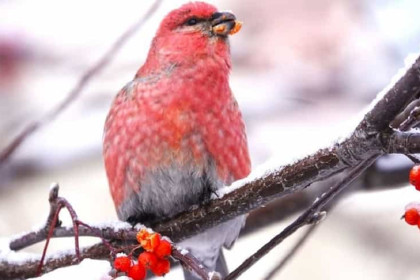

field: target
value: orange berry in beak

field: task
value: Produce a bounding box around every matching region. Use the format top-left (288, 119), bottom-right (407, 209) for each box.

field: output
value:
top-left (213, 24), bottom-right (226, 34)
top-left (229, 20), bottom-right (242, 35)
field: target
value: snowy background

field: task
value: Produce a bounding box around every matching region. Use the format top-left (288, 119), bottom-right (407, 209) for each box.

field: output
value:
top-left (1, 0), bottom-right (420, 279)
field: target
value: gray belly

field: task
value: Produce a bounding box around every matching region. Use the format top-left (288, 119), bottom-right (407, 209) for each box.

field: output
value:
top-left (117, 159), bottom-right (246, 274)
top-left (118, 160), bottom-right (222, 225)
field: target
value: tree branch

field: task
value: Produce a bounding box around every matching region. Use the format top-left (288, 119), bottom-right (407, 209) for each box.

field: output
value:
top-left (6, 185), bottom-right (217, 280)
top-left (0, 0), bottom-right (163, 168)
top-left (9, 223), bottom-right (136, 251)
top-left (0, 242), bottom-right (110, 279)
top-left (382, 131), bottom-right (420, 154)
top-left (151, 55), bottom-right (420, 241)
top-left (224, 156), bottom-right (377, 280)
top-left (2, 46), bottom-right (420, 280)
top-left (172, 247), bottom-right (221, 280)
top-left (262, 225), bottom-right (317, 280)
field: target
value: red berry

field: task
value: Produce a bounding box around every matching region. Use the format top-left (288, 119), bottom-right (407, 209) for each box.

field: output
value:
top-left (155, 240), bottom-right (172, 258)
top-left (128, 264), bottom-right (146, 280)
top-left (114, 256), bottom-right (132, 272)
top-left (142, 233), bottom-right (161, 252)
top-left (409, 165), bottom-right (420, 190)
top-left (138, 251), bottom-right (158, 270)
top-left (136, 229), bottom-right (150, 244)
top-left (151, 258), bottom-right (170, 276)
top-left (404, 208), bottom-right (419, 225)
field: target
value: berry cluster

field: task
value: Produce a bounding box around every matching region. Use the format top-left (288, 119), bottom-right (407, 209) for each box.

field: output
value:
top-left (113, 229), bottom-right (172, 280)
top-left (137, 229), bottom-right (172, 276)
top-left (404, 165), bottom-right (420, 227)
top-left (113, 254), bottom-right (145, 280)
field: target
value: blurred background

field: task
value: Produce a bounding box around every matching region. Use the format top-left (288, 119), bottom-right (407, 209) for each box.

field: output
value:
top-left (1, 0), bottom-right (420, 279)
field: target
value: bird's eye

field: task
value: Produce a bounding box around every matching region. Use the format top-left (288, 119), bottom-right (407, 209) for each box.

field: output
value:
top-left (185, 17), bottom-right (199, 26)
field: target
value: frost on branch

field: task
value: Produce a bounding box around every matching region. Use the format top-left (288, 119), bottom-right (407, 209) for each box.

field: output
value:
top-left (2, 52), bottom-right (420, 279)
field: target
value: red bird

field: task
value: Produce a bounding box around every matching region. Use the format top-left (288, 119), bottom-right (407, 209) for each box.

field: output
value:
top-left (103, 2), bottom-right (251, 278)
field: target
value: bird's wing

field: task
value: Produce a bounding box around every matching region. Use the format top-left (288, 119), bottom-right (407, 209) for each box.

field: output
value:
top-left (103, 75), bottom-right (168, 208)
top-left (198, 91), bottom-right (251, 185)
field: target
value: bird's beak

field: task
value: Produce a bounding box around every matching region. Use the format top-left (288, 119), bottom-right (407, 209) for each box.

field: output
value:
top-left (211, 12), bottom-right (242, 36)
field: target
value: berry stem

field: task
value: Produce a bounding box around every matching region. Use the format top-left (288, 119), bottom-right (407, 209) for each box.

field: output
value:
top-left (406, 154), bottom-right (420, 164)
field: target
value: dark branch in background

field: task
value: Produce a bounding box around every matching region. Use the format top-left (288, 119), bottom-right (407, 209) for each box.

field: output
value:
top-left (224, 156), bottom-right (377, 280)
top-left (241, 190), bottom-right (315, 236)
top-left (405, 154), bottom-right (420, 164)
top-left (262, 225), bottom-right (317, 280)
top-left (0, 20), bottom-right (420, 280)
top-left (152, 56), bottom-right (420, 241)
top-left (259, 173), bottom-right (368, 279)
top-left (0, 0), bottom-right (163, 168)
top-left (3, 55), bottom-right (420, 279)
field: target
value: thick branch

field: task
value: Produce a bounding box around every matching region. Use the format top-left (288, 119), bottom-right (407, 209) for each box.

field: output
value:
top-left (3, 44), bottom-right (420, 280)
top-left (0, 242), bottom-right (109, 279)
top-left (9, 56), bottom-right (420, 252)
top-left (382, 131), bottom-right (420, 154)
top-left (152, 56), bottom-right (420, 241)
top-left (154, 148), bottom-right (347, 239)
top-left (9, 224), bottom-right (137, 251)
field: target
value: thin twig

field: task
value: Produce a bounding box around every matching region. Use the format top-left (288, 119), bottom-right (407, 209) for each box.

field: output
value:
top-left (262, 181), bottom-right (349, 280)
top-left (4, 54), bottom-right (420, 279)
top-left (263, 225), bottom-right (317, 280)
top-left (224, 155), bottom-right (378, 280)
top-left (36, 184), bottom-right (119, 275)
top-left (390, 99), bottom-right (420, 130)
top-left (37, 185), bottom-right (81, 275)
top-left (405, 154), bottom-right (420, 164)
top-left (9, 222), bottom-right (137, 251)
top-left (0, 0), bottom-right (163, 168)
top-left (76, 220), bottom-right (116, 255)
top-left (10, 185), bottom-right (213, 279)
top-left (172, 247), bottom-right (221, 280)
top-left (37, 203), bottom-right (63, 275)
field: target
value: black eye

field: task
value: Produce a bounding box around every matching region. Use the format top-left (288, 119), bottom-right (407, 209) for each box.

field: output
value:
top-left (185, 17), bottom-right (199, 26)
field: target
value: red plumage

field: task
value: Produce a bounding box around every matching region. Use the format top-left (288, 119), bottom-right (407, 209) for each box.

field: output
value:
top-left (103, 2), bottom-right (250, 278)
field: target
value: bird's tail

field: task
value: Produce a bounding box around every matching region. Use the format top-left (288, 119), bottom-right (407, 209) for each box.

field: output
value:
top-left (178, 215), bottom-right (245, 280)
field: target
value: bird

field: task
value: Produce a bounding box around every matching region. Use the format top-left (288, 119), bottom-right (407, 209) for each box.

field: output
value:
top-left (103, 2), bottom-right (251, 279)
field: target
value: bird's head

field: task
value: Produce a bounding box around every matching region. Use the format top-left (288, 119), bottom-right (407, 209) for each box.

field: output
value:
top-left (139, 2), bottom-right (242, 75)
top-left (157, 2), bottom-right (240, 38)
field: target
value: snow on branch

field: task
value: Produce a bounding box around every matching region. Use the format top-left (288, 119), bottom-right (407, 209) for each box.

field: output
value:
top-left (152, 54), bottom-right (420, 241)
top-left (0, 242), bottom-right (109, 279)
top-left (3, 185), bottom-right (220, 279)
top-left (2, 49), bottom-right (420, 279)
